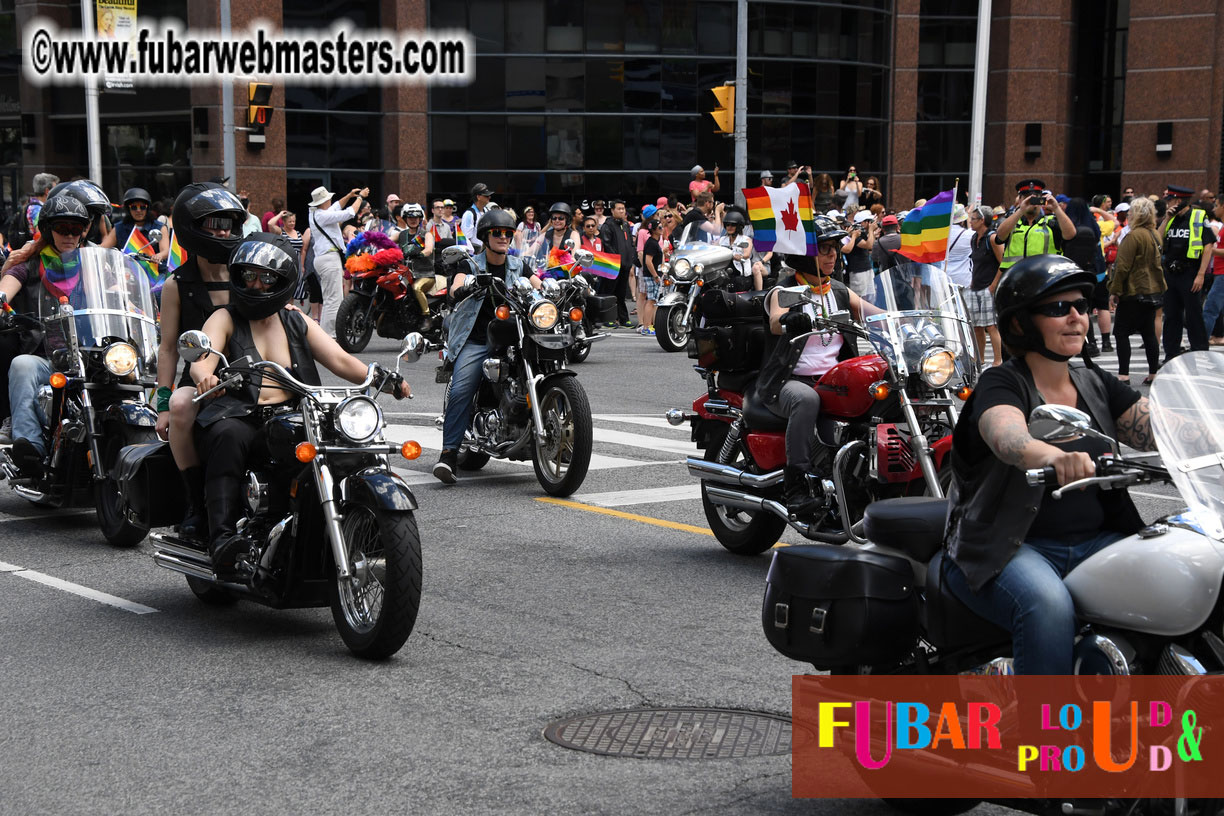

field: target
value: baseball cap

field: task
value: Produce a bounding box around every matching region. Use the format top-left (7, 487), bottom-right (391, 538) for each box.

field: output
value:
top-left (386, 193), bottom-right (401, 205)
top-left (1055, 194), bottom-right (1070, 204)
top-left (881, 214), bottom-right (899, 227)
top-left (826, 209), bottom-right (844, 219)
top-left (641, 204), bottom-right (658, 219)
top-left (854, 210), bottom-right (874, 224)
top-left (443, 198), bottom-right (455, 207)
top-left (471, 183), bottom-right (493, 198)
top-left (1115, 202), bottom-right (1131, 213)
top-left (656, 196), bottom-right (668, 209)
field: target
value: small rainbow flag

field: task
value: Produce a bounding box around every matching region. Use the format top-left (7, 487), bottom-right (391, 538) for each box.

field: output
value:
top-left (454, 224), bottom-right (468, 248)
top-left (122, 228), bottom-right (164, 290)
top-left (167, 230), bottom-right (186, 272)
top-left (123, 227), bottom-right (155, 258)
top-left (742, 183), bottom-right (816, 255)
top-left (582, 249), bottom-right (621, 280)
top-left (898, 189), bottom-right (955, 265)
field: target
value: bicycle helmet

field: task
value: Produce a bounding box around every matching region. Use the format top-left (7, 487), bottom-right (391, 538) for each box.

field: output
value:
top-left (48, 180), bottom-right (111, 220)
top-left (227, 232), bottom-right (299, 320)
top-left (995, 254), bottom-right (1097, 362)
top-left (172, 182), bottom-right (246, 264)
top-left (476, 209), bottom-right (516, 244)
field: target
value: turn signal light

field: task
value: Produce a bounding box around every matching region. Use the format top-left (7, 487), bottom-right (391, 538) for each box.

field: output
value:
top-left (695, 279), bottom-right (705, 287)
top-left (662, 278), bottom-right (672, 286)
top-left (295, 442), bottom-right (317, 462)
top-left (569, 308), bottom-right (583, 322)
top-left (956, 385), bottom-right (973, 401)
top-left (495, 305), bottom-right (511, 321)
top-left (49, 372), bottom-right (67, 389)
top-left (869, 382), bottom-right (891, 401)
top-left (401, 440), bottom-right (422, 460)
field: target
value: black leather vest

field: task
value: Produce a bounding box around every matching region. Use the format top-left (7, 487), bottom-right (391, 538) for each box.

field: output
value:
top-left (944, 359), bottom-right (1144, 591)
top-left (172, 258), bottom-right (227, 386)
top-left (757, 275), bottom-right (859, 404)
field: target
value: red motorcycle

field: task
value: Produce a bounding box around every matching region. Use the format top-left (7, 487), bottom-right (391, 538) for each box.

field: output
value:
top-left (667, 263), bottom-right (978, 555)
top-left (335, 232), bottom-right (447, 354)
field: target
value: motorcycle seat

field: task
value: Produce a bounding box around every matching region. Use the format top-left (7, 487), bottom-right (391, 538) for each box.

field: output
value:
top-left (742, 386), bottom-right (788, 432)
top-left (923, 551), bottom-right (1011, 653)
top-left (862, 497), bottom-right (948, 562)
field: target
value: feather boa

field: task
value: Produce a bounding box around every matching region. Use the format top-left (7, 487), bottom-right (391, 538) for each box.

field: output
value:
top-left (344, 230), bottom-right (404, 274)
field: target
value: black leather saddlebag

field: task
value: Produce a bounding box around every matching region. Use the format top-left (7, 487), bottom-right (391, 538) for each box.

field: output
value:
top-left (763, 544), bottom-right (919, 669)
top-left (114, 442), bottom-right (186, 528)
top-left (585, 294), bottom-right (617, 325)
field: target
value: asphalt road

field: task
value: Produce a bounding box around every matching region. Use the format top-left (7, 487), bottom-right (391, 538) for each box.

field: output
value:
top-left (0, 329), bottom-right (1191, 815)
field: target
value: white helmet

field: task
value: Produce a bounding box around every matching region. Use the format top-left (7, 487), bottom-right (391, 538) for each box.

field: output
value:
top-left (401, 202), bottom-right (425, 219)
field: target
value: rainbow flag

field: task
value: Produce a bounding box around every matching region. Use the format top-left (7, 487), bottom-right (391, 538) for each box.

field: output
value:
top-left (123, 227), bottom-right (155, 258)
top-left (742, 182), bottom-right (816, 255)
top-left (412, 231), bottom-right (426, 250)
top-left (898, 189), bottom-right (956, 265)
top-left (543, 247), bottom-right (577, 279)
top-left (454, 224), bottom-right (468, 248)
top-left (122, 228), bottom-right (164, 290)
top-left (582, 249), bottom-right (621, 280)
top-left (167, 230), bottom-right (186, 272)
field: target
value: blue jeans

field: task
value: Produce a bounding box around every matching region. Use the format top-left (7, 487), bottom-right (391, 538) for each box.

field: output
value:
top-left (442, 339), bottom-right (489, 451)
top-left (943, 531), bottom-right (1124, 674)
top-left (9, 354), bottom-right (51, 455)
top-left (1202, 275), bottom-right (1224, 339)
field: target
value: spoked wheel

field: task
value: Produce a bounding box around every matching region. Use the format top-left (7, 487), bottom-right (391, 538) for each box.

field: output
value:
top-left (531, 377), bottom-right (593, 497)
top-left (654, 305), bottom-right (689, 352)
top-left (328, 502), bottom-right (422, 659)
top-left (700, 425), bottom-right (786, 555)
top-left (335, 293), bottom-right (375, 353)
top-left (95, 428), bottom-right (155, 548)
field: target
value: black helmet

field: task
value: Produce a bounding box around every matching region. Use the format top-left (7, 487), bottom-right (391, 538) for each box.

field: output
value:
top-left (48, 180), bottom-right (111, 220)
top-left (37, 194), bottom-right (90, 232)
top-left (996, 255), bottom-right (1097, 362)
top-left (548, 201), bottom-right (573, 218)
top-left (123, 187), bottom-right (151, 206)
top-left (227, 232), bottom-right (300, 321)
top-left (476, 209), bottom-right (516, 244)
top-left (172, 182), bottom-right (246, 264)
top-left (812, 215), bottom-right (848, 245)
top-left (722, 210), bottom-right (746, 228)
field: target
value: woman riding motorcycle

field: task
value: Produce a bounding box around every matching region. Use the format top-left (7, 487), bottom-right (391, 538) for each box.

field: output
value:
top-left (760, 215), bottom-right (881, 515)
top-left (942, 254), bottom-right (1157, 674)
top-left (192, 232), bottom-right (411, 571)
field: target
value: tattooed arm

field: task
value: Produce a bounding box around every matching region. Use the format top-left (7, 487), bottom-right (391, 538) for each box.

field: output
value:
top-left (1115, 397), bottom-right (1157, 452)
top-left (979, 404), bottom-right (1096, 485)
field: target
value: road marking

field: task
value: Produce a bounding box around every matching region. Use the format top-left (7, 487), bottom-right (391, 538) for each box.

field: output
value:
top-left (535, 497), bottom-right (714, 537)
top-left (0, 509), bottom-right (95, 524)
top-left (590, 427), bottom-right (695, 455)
top-left (592, 414), bottom-right (690, 432)
top-left (571, 484), bottom-right (702, 507)
top-left (0, 564), bottom-right (158, 614)
top-left (385, 423), bottom-right (680, 468)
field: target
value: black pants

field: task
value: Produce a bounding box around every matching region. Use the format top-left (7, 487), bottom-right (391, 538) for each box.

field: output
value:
top-left (1112, 298), bottom-right (1160, 376)
top-left (196, 414), bottom-right (266, 541)
top-left (1163, 265), bottom-right (1209, 360)
top-left (599, 266), bottom-right (631, 323)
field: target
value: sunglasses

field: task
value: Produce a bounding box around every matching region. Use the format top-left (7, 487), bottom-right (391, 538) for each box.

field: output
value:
top-left (584, 222), bottom-right (597, 228)
top-left (52, 223), bottom-right (86, 237)
top-left (816, 243), bottom-right (839, 256)
top-left (1030, 297), bottom-right (1089, 318)
top-left (129, 203), bottom-right (147, 209)
top-left (240, 268), bottom-right (282, 285)
top-left (487, 228), bottom-right (514, 239)
top-left (551, 214), bottom-right (567, 221)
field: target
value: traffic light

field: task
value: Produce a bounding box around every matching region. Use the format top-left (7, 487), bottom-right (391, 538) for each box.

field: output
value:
top-left (709, 83), bottom-right (734, 135)
top-left (248, 82), bottom-right (273, 145)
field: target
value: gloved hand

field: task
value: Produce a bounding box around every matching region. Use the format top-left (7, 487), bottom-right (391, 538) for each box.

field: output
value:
top-left (379, 370), bottom-right (409, 400)
top-left (405, 243), bottom-right (423, 258)
top-left (780, 310), bottom-right (812, 336)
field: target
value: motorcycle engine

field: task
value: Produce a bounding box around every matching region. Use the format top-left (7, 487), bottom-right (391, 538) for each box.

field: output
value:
top-left (473, 410), bottom-right (502, 443)
top-left (376, 304), bottom-right (419, 340)
top-left (245, 471), bottom-right (270, 515)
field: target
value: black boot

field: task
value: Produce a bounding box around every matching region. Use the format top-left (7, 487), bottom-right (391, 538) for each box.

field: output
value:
top-left (784, 466), bottom-right (823, 518)
top-left (177, 467), bottom-right (206, 540)
top-left (204, 477), bottom-right (246, 572)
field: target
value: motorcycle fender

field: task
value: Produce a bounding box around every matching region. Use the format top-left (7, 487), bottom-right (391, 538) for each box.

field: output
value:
top-left (657, 291), bottom-right (687, 307)
top-left (539, 369), bottom-right (579, 387)
top-left (931, 434), bottom-right (952, 470)
top-left (106, 402), bottom-right (157, 428)
top-left (342, 468), bottom-right (418, 512)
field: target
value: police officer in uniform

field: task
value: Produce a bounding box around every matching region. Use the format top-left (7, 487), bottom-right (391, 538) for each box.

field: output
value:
top-left (1159, 184), bottom-right (1216, 362)
top-left (993, 179), bottom-right (1076, 274)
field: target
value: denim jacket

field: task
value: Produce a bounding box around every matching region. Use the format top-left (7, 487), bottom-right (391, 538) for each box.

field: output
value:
top-left (442, 252), bottom-right (526, 360)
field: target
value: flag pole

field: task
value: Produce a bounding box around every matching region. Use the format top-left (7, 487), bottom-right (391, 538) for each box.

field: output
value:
top-left (944, 179), bottom-right (960, 279)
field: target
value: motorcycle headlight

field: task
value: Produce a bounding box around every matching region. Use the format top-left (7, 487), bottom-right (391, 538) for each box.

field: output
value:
top-left (335, 395), bottom-right (382, 444)
top-left (530, 300), bottom-right (559, 330)
top-left (919, 348), bottom-right (956, 389)
top-left (671, 258), bottom-right (693, 280)
top-left (103, 342), bottom-right (138, 376)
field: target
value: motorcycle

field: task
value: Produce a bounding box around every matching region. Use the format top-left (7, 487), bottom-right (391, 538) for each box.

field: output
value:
top-left (523, 245), bottom-right (612, 364)
top-left (761, 351), bottom-right (1224, 816)
top-left (0, 247), bottom-right (160, 547)
top-left (653, 242), bottom-right (737, 352)
top-left (130, 330), bottom-right (427, 659)
top-left (668, 262), bottom-right (977, 555)
top-left (335, 241), bottom-right (447, 354)
top-left (432, 247), bottom-right (595, 496)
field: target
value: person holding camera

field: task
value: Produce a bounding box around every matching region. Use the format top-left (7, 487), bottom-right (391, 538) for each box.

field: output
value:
top-left (1158, 184), bottom-right (1216, 362)
top-left (689, 164), bottom-right (720, 202)
top-left (308, 184), bottom-right (368, 335)
top-left (993, 179), bottom-right (1076, 275)
top-left (839, 167), bottom-right (863, 209)
top-left (842, 210), bottom-right (876, 298)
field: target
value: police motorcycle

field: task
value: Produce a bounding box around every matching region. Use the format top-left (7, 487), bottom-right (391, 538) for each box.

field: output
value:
top-left (0, 247), bottom-right (160, 547)
top-left (433, 245), bottom-right (594, 496)
top-left (130, 330), bottom-right (426, 659)
top-left (671, 262), bottom-right (975, 555)
top-left (761, 351), bottom-right (1224, 815)
top-left (653, 241), bottom-right (738, 353)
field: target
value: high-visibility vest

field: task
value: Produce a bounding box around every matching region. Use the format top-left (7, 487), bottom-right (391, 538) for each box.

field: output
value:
top-left (999, 216), bottom-right (1056, 271)
top-left (1164, 207), bottom-right (1207, 260)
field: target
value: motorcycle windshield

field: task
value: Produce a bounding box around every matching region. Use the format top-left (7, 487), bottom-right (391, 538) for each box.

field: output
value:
top-left (37, 247), bottom-right (158, 364)
top-left (862, 263), bottom-right (978, 384)
top-left (1149, 352), bottom-right (1224, 541)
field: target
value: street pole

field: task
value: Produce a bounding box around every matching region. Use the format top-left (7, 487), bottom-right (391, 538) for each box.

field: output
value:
top-left (734, 0), bottom-right (747, 205)
top-left (80, 0), bottom-right (102, 183)
top-left (220, 0), bottom-right (236, 187)
top-left (968, 0), bottom-right (992, 206)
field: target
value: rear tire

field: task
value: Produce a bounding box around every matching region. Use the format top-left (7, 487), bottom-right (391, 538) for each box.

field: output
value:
top-left (654, 305), bottom-right (688, 352)
top-left (700, 425), bottom-right (786, 555)
top-left (335, 292), bottom-right (375, 353)
top-left (457, 448), bottom-right (491, 471)
top-left (186, 575), bottom-right (235, 605)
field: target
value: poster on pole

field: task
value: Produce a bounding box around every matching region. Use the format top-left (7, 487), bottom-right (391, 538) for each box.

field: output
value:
top-left (97, 0), bottom-right (136, 92)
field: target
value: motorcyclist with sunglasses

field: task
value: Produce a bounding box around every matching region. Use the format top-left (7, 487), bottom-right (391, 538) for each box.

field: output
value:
top-left (942, 254), bottom-right (1157, 674)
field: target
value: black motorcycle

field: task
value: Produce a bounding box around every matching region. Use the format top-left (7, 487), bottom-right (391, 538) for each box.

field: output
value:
top-left (123, 331), bottom-right (427, 659)
top-left (0, 247), bottom-right (160, 547)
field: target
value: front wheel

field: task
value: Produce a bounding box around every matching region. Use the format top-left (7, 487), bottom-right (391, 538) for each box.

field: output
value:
top-left (335, 292), bottom-right (375, 353)
top-left (700, 425), bottom-right (786, 555)
top-left (654, 304), bottom-right (689, 352)
top-left (532, 377), bottom-right (593, 497)
top-left (329, 502), bottom-right (423, 660)
top-left (95, 427), bottom-right (155, 548)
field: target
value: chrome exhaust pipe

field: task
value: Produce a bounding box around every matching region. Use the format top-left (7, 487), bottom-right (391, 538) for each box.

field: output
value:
top-left (150, 534), bottom-right (212, 567)
top-left (152, 550), bottom-right (216, 581)
top-left (704, 485), bottom-right (849, 545)
top-left (687, 457), bottom-right (783, 489)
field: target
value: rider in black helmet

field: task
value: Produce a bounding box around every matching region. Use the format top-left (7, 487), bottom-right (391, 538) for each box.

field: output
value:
top-left (191, 232), bottom-right (411, 571)
top-left (942, 253), bottom-right (1156, 675)
top-left (106, 187), bottom-right (155, 252)
top-left (48, 179), bottom-right (114, 245)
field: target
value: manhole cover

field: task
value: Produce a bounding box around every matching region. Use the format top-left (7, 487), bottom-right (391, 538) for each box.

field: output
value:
top-left (544, 707), bottom-right (791, 759)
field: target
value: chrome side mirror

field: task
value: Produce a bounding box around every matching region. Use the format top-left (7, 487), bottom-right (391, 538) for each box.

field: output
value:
top-left (563, 239), bottom-right (576, 252)
top-left (774, 286), bottom-right (810, 310)
top-left (178, 330), bottom-right (214, 364)
top-left (1028, 404), bottom-right (1092, 443)
top-left (148, 228), bottom-right (162, 245)
top-left (399, 332), bottom-right (424, 366)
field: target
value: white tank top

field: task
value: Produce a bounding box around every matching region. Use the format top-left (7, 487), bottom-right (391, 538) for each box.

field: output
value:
top-left (792, 289), bottom-right (843, 376)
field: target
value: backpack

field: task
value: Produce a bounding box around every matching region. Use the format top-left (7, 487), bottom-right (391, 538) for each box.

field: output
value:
top-left (7, 207), bottom-right (31, 248)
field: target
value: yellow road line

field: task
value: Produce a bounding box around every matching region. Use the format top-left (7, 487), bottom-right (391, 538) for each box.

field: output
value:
top-left (534, 497), bottom-right (715, 537)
